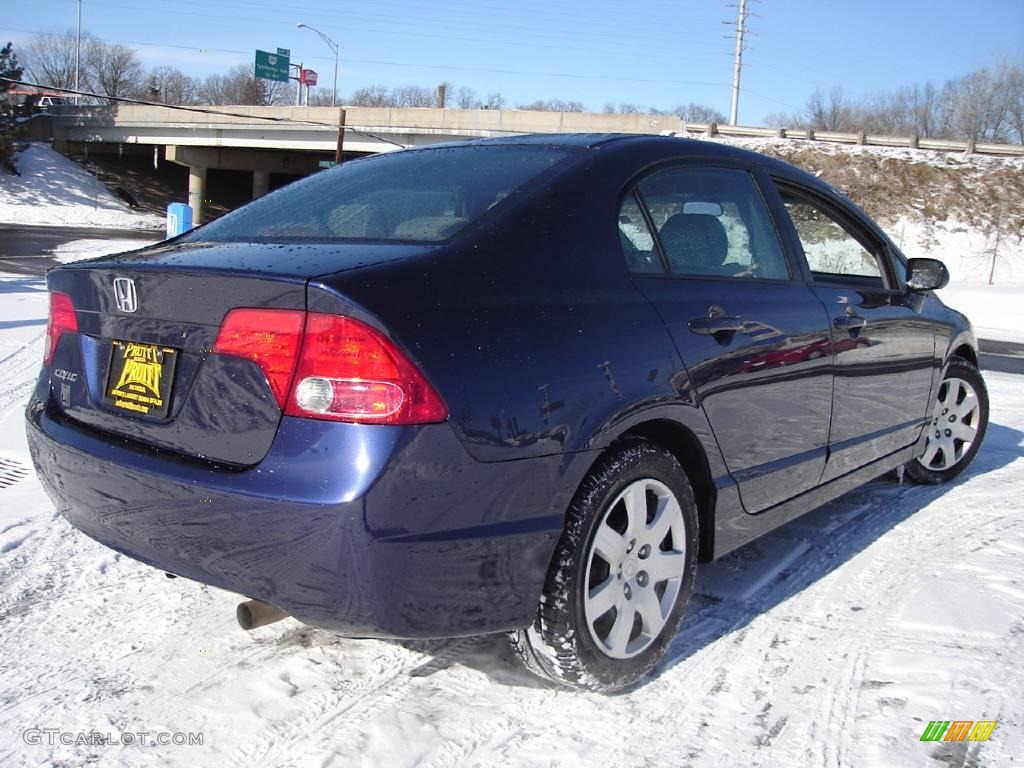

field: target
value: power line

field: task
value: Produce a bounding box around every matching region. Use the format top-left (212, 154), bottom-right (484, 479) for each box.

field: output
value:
top-left (98, 0), bottom-right (734, 47)
top-left (76, 1), bottom-right (732, 67)
top-left (2, 27), bottom-right (731, 90)
top-left (107, 0), bottom-right (734, 53)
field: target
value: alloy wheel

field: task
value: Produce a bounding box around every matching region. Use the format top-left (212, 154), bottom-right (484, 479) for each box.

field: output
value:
top-left (918, 376), bottom-right (981, 471)
top-left (583, 478), bottom-right (687, 659)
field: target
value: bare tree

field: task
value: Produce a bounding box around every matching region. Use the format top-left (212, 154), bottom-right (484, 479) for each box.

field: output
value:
top-left (24, 30), bottom-right (82, 91)
top-left (906, 81), bottom-right (943, 138)
top-left (1006, 63), bottom-right (1024, 143)
top-left (484, 92), bottom-right (505, 110)
top-left (455, 86), bottom-right (478, 109)
top-left (86, 39), bottom-right (143, 98)
top-left (805, 87), bottom-right (850, 131)
top-left (144, 65), bottom-right (200, 105)
top-left (761, 111), bottom-right (799, 128)
top-left (201, 63), bottom-right (289, 106)
top-left (349, 84), bottom-right (394, 107)
top-left (393, 85), bottom-right (433, 108)
top-left (517, 98), bottom-right (584, 112)
top-left (674, 102), bottom-right (727, 123)
top-left (306, 89), bottom-right (339, 106)
top-left (774, 60), bottom-right (1022, 143)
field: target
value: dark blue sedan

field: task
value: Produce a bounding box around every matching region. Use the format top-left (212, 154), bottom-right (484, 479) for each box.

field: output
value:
top-left (26, 135), bottom-right (988, 691)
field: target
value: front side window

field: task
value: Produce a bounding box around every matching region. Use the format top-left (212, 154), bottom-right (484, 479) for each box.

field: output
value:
top-left (779, 191), bottom-right (887, 286)
top-left (185, 146), bottom-right (574, 244)
top-left (634, 167), bottom-right (790, 280)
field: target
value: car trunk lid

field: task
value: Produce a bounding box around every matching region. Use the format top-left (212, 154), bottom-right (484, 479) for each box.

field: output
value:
top-left (44, 241), bottom-right (438, 466)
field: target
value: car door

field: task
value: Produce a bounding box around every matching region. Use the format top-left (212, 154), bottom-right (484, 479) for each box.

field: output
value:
top-left (769, 180), bottom-right (936, 481)
top-left (624, 163), bottom-right (834, 514)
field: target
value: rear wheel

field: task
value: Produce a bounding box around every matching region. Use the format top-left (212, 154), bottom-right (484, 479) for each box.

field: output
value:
top-left (905, 357), bottom-right (988, 484)
top-left (510, 440), bottom-right (698, 692)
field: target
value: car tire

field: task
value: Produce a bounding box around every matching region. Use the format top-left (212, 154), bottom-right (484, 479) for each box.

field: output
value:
top-left (509, 439), bottom-right (698, 692)
top-left (904, 356), bottom-right (989, 485)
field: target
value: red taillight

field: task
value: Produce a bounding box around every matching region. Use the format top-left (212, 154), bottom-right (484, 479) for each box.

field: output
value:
top-left (212, 309), bottom-right (447, 425)
top-left (45, 291), bottom-right (78, 366)
top-left (213, 308), bottom-right (305, 408)
top-left (286, 313), bottom-right (448, 425)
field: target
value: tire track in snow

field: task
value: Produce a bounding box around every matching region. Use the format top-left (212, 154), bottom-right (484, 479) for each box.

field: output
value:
top-left (225, 640), bottom-right (465, 768)
top-left (0, 330), bottom-right (43, 413)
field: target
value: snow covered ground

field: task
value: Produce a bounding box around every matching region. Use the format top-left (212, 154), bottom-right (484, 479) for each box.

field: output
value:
top-left (939, 284), bottom-right (1023, 344)
top-left (49, 237), bottom-right (158, 264)
top-left (1, 244), bottom-right (1022, 767)
top-left (0, 144), bottom-right (163, 231)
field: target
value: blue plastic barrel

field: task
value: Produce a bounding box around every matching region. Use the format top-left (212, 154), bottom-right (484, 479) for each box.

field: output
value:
top-left (166, 203), bottom-right (194, 238)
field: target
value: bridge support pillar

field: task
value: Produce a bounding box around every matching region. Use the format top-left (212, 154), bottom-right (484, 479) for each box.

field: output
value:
top-left (252, 171), bottom-right (270, 199)
top-left (188, 165), bottom-right (207, 225)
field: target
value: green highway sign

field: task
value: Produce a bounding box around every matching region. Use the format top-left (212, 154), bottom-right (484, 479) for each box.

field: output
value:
top-left (255, 50), bottom-right (290, 83)
top-left (277, 48), bottom-right (290, 57)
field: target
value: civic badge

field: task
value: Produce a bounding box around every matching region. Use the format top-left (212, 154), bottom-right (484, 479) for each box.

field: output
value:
top-left (113, 277), bottom-right (138, 313)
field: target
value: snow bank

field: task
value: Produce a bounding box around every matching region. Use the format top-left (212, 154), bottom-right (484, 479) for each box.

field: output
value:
top-left (939, 284), bottom-right (1023, 344)
top-left (0, 143), bottom-right (163, 230)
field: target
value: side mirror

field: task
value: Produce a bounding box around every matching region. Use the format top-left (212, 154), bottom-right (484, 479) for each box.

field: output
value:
top-left (906, 258), bottom-right (949, 291)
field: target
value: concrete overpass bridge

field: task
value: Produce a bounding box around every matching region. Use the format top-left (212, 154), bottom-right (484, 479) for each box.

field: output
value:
top-left (30, 104), bottom-right (1024, 224)
top-left (35, 104), bottom-right (679, 223)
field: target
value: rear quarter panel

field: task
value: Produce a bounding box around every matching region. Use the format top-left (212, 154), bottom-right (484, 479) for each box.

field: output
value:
top-left (316, 148), bottom-right (722, 466)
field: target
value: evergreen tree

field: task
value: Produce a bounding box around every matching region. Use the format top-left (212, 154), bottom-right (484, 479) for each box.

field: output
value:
top-left (1, 42), bottom-right (25, 171)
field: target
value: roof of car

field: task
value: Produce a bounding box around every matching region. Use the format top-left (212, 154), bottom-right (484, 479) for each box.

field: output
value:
top-left (425, 132), bottom-right (786, 164)
top-left (403, 133), bottom-right (845, 213)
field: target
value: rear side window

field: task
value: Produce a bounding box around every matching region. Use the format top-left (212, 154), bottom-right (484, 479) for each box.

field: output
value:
top-left (186, 146), bottom-right (573, 244)
top-left (618, 193), bottom-right (662, 273)
top-left (633, 167), bottom-right (789, 280)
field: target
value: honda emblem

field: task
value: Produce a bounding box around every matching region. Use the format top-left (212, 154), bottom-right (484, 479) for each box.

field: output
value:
top-left (113, 278), bottom-right (138, 313)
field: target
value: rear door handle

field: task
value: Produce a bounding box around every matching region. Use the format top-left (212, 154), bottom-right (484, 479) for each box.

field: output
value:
top-left (688, 316), bottom-right (744, 336)
top-left (833, 315), bottom-right (866, 332)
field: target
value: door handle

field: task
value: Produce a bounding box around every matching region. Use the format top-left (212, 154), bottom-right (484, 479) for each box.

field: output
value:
top-left (833, 315), bottom-right (866, 332)
top-left (688, 316), bottom-right (744, 336)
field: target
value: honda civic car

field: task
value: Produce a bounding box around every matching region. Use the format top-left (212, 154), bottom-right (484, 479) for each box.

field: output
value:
top-left (26, 135), bottom-right (988, 692)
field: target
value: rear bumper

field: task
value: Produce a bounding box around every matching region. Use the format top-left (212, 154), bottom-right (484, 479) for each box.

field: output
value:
top-left (26, 397), bottom-right (577, 638)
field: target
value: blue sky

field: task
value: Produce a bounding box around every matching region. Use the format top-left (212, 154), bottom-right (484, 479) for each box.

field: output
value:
top-left (3, 0), bottom-right (1022, 122)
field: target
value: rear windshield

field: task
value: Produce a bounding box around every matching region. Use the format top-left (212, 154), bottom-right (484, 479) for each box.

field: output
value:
top-left (184, 145), bottom-right (573, 244)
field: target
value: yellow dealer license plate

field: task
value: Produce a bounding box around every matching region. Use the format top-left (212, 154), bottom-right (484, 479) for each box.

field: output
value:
top-left (103, 340), bottom-right (179, 418)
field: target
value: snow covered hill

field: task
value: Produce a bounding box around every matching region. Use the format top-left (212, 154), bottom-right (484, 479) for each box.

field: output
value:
top-left (0, 144), bottom-right (163, 231)
top-left (704, 136), bottom-right (1024, 284)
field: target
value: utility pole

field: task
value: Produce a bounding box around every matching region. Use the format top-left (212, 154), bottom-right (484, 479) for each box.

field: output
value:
top-left (74, 0), bottom-right (82, 105)
top-left (729, 0), bottom-right (749, 126)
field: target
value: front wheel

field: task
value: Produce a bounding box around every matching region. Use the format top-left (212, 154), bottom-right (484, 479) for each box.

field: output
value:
top-left (510, 440), bottom-right (698, 692)
top-left (905, 356), bottom-right (989, 484)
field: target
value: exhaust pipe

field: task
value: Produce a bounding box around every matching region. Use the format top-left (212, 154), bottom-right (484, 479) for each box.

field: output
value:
top-left (236, 599), bottom-right (288, 630)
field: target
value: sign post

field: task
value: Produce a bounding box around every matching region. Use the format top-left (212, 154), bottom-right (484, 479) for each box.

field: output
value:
top-left (254, 50), bottom-right (290, 83)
